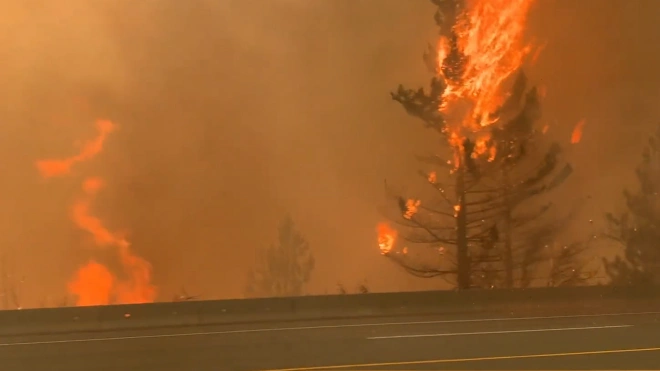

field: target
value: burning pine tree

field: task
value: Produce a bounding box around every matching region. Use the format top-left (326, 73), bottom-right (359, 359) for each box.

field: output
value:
top-left (379, 0), bottom-right (585, 289)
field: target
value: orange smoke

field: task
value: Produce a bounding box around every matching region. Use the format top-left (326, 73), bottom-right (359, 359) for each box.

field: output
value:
top-left (571, 119), bottom-right (586, 144)
top-left (377, 223), bottom-right (397, 255)
top-left (36, 119), bottom-right (156, 306)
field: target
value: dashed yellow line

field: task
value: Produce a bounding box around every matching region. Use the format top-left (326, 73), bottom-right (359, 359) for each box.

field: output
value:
top-left (259, 347), bottom-right (660, 371)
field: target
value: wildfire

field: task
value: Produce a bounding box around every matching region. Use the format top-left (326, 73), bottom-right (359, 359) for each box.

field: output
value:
top-left (377, 223), bottom-right (397, 255)
top-left (36, 119), bottom-right (156, 306)
top-left (36, 120), bottom-right (115, 178)
top-left (376, 0), bottom-right (537, 254)
top-left (437, 0), bottom-right (536, 165)
top-left (571, 118), bottom-right (586, 144)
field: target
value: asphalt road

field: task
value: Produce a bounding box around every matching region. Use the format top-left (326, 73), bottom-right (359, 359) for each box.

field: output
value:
top-left (1, 311), bottom-right (660, 371)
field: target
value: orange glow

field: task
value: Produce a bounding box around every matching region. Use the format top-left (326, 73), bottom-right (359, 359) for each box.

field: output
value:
top-left (377, 223), bottom-right (397, 255)
top-left (37, 119), bottom-right (157, 306)
top-left (35, 120), bottom-right (115, 178)
top-left (571, 119), bottom-right (586, 144)
top-left (67, 260), bottom-right (114, 306)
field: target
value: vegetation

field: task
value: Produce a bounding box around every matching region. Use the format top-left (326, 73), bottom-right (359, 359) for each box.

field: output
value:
top-left (382, 0), bottom-right (590, 289)
top-left (245, 216), bottom-right (315, 297)
top-left (336, 281), bottom-right (370, 295)
top-left (604, 126), bottom-right (660, 285)
top-left (0, 251), bottom-right (22, 310)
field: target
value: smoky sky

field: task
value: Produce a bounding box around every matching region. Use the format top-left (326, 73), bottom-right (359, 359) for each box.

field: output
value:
top-left (1, 0), bottom-right (659, 306)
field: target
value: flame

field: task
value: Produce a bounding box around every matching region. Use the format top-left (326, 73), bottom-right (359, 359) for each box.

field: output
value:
top-left (67, 260), bottom-right (114, 306)
top-left (453, 204), bottom-right (461, 217)
top-left (36, 120), bottom-right (115, 178)
top-left (438, 0), bottom-right (536, 163)
top-left (377, 223), bottom-right (397, 255)
top-left (375, 0), bottom-right (536, 253)
top-left (428, 171), bottom-right (437, 184)
top-left (403, 199), bottom-right (421, 220)
top-left (571, 118), bottom-right (586, 144)
top-left (71, 177), bottom-right (156, 304)
top-left (36, 119), bottom-right (156, 306)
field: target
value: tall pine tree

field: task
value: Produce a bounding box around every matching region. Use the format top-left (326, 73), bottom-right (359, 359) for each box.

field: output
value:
top-left (245, 216), bottom-right (315, 297)
top-left (604, 126), bottom-right (660, 285)
top-left (382, 0), bottom-right (580, 289)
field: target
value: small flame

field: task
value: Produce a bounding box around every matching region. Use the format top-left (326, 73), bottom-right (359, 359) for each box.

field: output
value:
top-left (571, 119), bottom-right (586, 144)
top-left (453, 204), bottom-right (461, 217)
top-left (403, 199), bottom-right (421, 220)
top-left (377, 223), bottom-right (397, 255)
top-left (428, 171), bottom-right (437, 183)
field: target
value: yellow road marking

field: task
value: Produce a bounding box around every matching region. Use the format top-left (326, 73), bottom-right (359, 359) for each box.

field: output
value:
top-left (259, 347), bottom-right (660, 371)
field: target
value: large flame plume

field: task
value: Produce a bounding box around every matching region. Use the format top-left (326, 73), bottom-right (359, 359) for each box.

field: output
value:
top-left (377, 0), bottom-right (536, 251)
top-left (36, 119), bottom-right (156, 306)
top-left (438, 0), bottom-right (536, 165)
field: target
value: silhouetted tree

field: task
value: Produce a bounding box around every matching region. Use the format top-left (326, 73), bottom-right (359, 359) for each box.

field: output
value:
top-left (604, 126), bottom-right (660, 285)
top-left (0, 251), bottom-right (23, 310)
top-left (245, 216), bottom-right (315, 297)
top-left (383, 0), bottom-right (579, 289)
top-left (336, 281), bottom-right (370, 295)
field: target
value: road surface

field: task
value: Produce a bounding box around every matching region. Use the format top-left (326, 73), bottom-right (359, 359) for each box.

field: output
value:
top-left (1, 311), bottom-right (659, 370)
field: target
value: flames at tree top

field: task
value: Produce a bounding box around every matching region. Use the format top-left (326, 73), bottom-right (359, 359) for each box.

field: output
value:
top-left (377, 0), bottom-right (537, 252)
top-left (439, 0), bottom-right (536, 166)
top-left (36, 119), bottom-right (156, 306)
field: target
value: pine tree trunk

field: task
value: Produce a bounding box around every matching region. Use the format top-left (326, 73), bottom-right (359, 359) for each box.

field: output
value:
top-left (503, 170), bottom-right (514, 288)
top-left (455, 164), bottom-right (471, 290)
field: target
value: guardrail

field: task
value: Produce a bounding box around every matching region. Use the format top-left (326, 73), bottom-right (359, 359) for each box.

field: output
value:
top-left (0, 285), bottom-right (658, 336)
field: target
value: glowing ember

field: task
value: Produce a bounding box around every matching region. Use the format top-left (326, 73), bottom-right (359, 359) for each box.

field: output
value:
top-left (571, 118), bottom-right (586, 144)
top-left (428, 171), bottom-right (437, 183)
top-left (377, 223), bottom-right (397, 255)
top-left (403, 199), bottom-right (421, 220)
